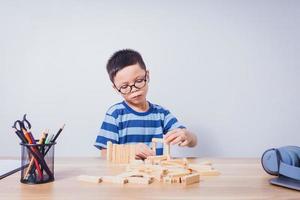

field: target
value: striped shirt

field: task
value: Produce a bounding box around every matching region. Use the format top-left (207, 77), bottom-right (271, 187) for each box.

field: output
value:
top-left (94, 101), bottom-right (185, 155)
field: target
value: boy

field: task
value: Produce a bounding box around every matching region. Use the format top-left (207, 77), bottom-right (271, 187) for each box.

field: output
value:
top-left (94, 49), bottom-right (197, 159)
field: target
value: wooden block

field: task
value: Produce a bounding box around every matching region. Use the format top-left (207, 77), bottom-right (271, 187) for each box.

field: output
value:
top-left (126, 145), bottom-right (130, 163)
top-left (137, 164), bottom-right (164, 172)
top-left (144, 172), bottom-right (161, 182)
top-left (170, 176), bottom-right (181, 184)
top-left (117, 172), bottom-right (144, 178)
top-left (126, 164), bottom-right (165, 182)
top-left (119, 145), bottom-right (123, 163)
top-left (102, 176), bottom-right (128, 184)
top-left (162, 158), bottom-right (188, 166)
top-left (163, 176), bottom-right (171, 184)
top-left (115, 145), bottom-right (118, 163)
top-left (118, 146), bottom-right (122, 163)
top-left (144, 158), bottom-right (152, 165)
top-left (162, 176), bottom-right (174, 184)
top-left (160, 161), bottom-right (186, 168)
top-left (117, 145), bottom-right (121, 163)
top-left (77, 175), bottom-right (102, 183)
top-left (112, 144), bottom-right (117, 163)
top-left (153, 175), bottom-right (163, 182)
top-left (182, 158), bottom-right (189, 165)
top-left (129, 144), bottom-right (136, 161)
top-left (106, 141), bottom-right (112, 162)
top-left (147, 155), bottom-right (168, 160)
top-left (115, 145), bottom-right (119, 163)
top-left (122, 145), bottom-right (127, 163)
top-left (167, 167), bottom-right (190, 174)
top-left (129, 159), bottom-right (144, 165)
top-left (152, 138), bottom-right (163, 143)
top-left (168, 171), bottom-right (191, 178)
top-left (127, 177), bottom-right (153, 184)
top-left (163, 142), bottom-right (170, 159)
top-left (123, 145), bottom-right (127, 163)
top-left (152, 142), bottom-right (157, 155)
top-left (118, 171), bottom-right (156, 182)
top-left (127, 145), bottom-right (131, 163)
top-left (160, 168), bottom-right (169, 176)
top-left (181, 173), bottom-right (200, 185)
top-left (188, 164), bottom-right (213, 172)
top-left (146, 155), bottom-right (168, 164)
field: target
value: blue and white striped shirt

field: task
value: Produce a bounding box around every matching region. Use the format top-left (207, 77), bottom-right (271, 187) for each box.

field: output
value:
top-left (94, 101), bottom-right (185, 155)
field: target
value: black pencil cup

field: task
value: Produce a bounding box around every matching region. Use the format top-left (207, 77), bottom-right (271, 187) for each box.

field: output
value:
top-left (20, 141), bottom-right (56, 184)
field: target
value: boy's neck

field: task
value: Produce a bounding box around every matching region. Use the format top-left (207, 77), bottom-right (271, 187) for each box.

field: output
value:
top-left (125, 100), bottom-right (149, 112)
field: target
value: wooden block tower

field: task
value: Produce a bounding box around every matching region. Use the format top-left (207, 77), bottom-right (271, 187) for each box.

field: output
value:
top-left (106, 138), bottom-right (171, 164)
top-left (106, 141), bottom-right (136, 164)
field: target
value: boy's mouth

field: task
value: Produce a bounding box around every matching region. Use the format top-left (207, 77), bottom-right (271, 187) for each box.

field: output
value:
top-left (132, 94), bottom-right (142, 99)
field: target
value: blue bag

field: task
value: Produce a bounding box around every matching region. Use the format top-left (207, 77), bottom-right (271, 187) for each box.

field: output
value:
top-left (261, 146), bottom-right (300, 191)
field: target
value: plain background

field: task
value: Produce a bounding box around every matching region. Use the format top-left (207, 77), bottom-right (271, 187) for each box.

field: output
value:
top-left (1, 0), bottom-right (299, 157)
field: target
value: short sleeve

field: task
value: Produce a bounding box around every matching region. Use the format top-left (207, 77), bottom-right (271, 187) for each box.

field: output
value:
top-left (163, 109), bottom-right (186, 134)
top-left (94, 113), bottom-right (119, 150)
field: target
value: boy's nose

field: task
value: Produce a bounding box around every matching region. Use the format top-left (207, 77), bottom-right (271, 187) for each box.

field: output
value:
top-left (131, 86), bottom-right (139, 93)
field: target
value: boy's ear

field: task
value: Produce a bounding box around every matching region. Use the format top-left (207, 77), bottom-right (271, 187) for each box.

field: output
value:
top-left (146, 70), bottom-right (150, 82)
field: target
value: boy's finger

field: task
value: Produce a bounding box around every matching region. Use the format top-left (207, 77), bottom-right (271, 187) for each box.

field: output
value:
top-left (135, 155), bottom-right (143, 159)
top-left (137, 152), bottom-right (147, 159)
top-left (179, 140), bottom-right (189, 147)
top-left (144, 147), bottom-right (155, 156)
top-left (167, 133), bottom-right (182, 144)
top-left (164, 129), bottom-right (180, 139)
top-left (170, 135), bottom-right (183, 145)
top-left (140, 145), bottom-right (154, 157)
top-left (164, 132), bottom-right (180, 143)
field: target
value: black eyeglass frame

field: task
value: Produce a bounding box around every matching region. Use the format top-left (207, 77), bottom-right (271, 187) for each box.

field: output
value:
top-left (114, 71), bottom-right (148, 95)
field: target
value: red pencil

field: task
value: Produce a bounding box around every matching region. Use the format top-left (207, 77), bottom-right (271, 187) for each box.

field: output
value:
top-left (23, 128), bottom-right (43, 181)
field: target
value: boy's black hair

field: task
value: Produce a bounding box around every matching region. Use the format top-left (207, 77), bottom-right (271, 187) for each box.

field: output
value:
top-left (106, 49), bottom-right (146, 82)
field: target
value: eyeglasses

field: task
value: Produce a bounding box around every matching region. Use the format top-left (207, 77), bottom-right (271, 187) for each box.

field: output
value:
top-left (115, 72), bottom-right (148, 95)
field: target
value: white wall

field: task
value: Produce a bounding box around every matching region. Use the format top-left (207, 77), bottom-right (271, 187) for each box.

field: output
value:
top-left (1, 0), bottom-right (299, 157)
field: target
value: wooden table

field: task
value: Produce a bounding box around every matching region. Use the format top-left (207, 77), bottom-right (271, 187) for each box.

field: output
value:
top-left (0, 157), bottom-right (299, 199)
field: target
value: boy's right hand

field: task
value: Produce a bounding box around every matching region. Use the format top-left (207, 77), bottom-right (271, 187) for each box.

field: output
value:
top-left (135, 143), bottom-right (155, 159)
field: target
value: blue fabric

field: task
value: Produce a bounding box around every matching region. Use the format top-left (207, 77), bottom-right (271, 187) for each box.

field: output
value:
top-left (94, 101), bottom-right (185, 155)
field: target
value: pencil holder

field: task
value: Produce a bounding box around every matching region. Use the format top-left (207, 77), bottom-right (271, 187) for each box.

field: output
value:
top-left (20, 141), bottom-right (56, 184)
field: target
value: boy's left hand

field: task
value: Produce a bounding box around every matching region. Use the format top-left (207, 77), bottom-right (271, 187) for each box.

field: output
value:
top-left (164, 128), bottom-right (196, 147)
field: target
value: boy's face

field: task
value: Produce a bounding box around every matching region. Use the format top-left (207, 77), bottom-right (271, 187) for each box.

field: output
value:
top-left (113, 63), bottom-right (149, 106)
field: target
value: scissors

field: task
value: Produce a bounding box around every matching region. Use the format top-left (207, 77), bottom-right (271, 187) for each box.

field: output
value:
top-left (12, 114), bottom-right (32, 133)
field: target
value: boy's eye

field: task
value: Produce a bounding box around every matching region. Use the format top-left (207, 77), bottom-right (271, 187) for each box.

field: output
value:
top-left (135, 79), bottom-right (144, 83)
top-left (120, 85), bottom-right (129, 89)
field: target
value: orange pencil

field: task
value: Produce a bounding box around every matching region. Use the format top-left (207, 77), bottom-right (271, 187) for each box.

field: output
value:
top-left (23, 128), bottom-right (43, 181)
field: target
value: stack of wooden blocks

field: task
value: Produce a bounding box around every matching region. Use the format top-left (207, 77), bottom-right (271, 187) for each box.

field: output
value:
top-left (78, 138), bottom-right (219, 186)
top-left (106, 141), bottom-right (136, 164)
top-left (106, 137), bottom-right (170, 164)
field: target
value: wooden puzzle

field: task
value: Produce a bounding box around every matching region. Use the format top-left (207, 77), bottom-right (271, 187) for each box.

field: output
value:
top-left (79, 138), bottom-right (219, 186)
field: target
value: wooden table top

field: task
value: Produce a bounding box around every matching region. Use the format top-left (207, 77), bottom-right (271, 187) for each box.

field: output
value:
top-left (0, 157), bottom-right (299, 200)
